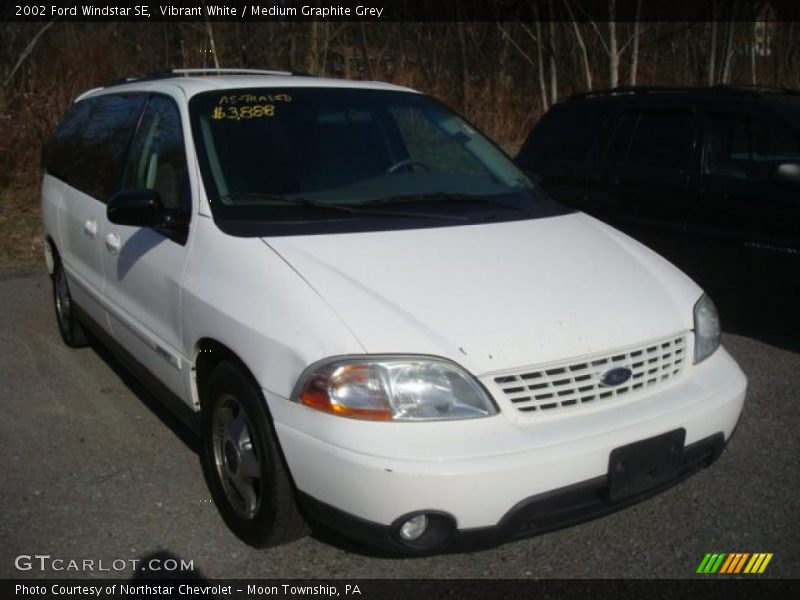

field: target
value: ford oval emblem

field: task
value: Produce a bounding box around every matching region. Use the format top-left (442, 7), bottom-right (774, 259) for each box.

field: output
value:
top-left (600, 367), bottom-right (633, 387)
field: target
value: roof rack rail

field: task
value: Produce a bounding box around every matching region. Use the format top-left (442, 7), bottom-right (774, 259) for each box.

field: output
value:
top-left (103, 67), bottom-right (299, 88)
top-left (568, 84), bottom-right (800, 101)
top-left (709, 84), bottom-right (800, 96)
top-left (568, 86), bottom-right (708, 100)
top-left (162, 68), bottom-right (294, 77)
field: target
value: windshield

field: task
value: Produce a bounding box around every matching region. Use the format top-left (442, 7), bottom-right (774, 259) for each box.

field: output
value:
top-left (189, 87), bottom-right (565, 236)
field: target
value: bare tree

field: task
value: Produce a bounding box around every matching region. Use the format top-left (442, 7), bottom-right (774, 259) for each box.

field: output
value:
top-left (201, 2), bottom-right (221, 68)
top-left (456, 21), bottom-right (471, 109)
top-left (721, 19), bottom-right (736, 84)
top-left (546, 1), bottom-right (559, 105)
top-left (563, 0), bottom-right (592, 91)
top-left (629, 0), bottom-right (642, 86)
top-left (750, 19), bottom-right (757, 85)
top-left (3, 20), bottom-right (57, 87)
top-left (708, 2), bottom-right (718, 85)
top-left (358, 22), bottom-right (373, 80)
top-left (496, 23), bottom-right (548, 111)
top-left (608, 0), bottom-right (619, 87)
top-left (532, 19), bottom-right (549, 109)
top-left (582, 0), bottom-right (647, 89)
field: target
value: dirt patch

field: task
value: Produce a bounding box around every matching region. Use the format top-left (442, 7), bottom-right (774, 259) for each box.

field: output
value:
top-left (0, 185), bottom-right (44, 268)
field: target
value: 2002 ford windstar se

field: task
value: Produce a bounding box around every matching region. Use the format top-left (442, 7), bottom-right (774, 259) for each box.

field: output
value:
top-left (41, 69), bottom-right (746, 554)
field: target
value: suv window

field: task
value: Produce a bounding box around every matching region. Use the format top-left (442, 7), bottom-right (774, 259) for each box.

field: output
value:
top-left (605, 110), bottom-right (695, 171)
top-left (42, 98), bottom-right (96, 189)
top-left (704, 112), bottom-right (800, 180)
top-left (519, 105), bottom-right (612, 161)
top-left (83, 94), bottom-right (147, 201)
top-left (122, 96), bottom-right (189, 212)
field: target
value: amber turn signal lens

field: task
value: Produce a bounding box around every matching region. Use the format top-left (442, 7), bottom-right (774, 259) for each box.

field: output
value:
top-left (298, 367), bottom-right (393, 420)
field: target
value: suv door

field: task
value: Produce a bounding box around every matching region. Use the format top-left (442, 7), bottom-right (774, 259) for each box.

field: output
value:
top-left (587, 104), bottom-right (704, 281)
top-left (50, 94), bottom-right (145, 330)
top-left (100, 94), bottom-right (193, 400)
top-left (699, 106), bottom-right (800, 300)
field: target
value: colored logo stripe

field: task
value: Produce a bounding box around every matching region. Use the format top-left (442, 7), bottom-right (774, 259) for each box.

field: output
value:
top-left (744, 553), bottom-right (773, 574)
top-left (719, 553), bottom-right (749, 573)
top-left (697, 553), bottom-right (726, 573)
top-left (697, 553), bottom-right (773, 574)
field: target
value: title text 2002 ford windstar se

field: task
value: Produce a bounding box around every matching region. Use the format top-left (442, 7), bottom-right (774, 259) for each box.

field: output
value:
top-left (41, 69), bottom-right (746, 553)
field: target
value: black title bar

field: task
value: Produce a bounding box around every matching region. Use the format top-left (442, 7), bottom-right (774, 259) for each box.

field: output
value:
top-left (5, 0), bottom-right (800, 22)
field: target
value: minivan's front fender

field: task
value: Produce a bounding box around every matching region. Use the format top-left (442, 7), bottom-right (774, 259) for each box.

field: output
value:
top-left (181, 216), bottom-right (365, 403)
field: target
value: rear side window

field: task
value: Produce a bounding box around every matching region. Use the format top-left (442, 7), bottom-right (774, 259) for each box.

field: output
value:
top-left (704, 112), bottom-right (800, 180)
top-left (43, 99), bottom-right (96, 186)
top-left (80, 94), bottom-right (147, 201)
top-left (519, 105), bottom-right (612, 162)
top-left (44, 94), bottom-right (145, 201)
top-left (605, 110), bottom-right (695, 171)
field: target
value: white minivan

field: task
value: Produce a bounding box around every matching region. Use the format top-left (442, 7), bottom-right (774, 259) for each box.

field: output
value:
top-left (41, 69), bottom-right (746, 554)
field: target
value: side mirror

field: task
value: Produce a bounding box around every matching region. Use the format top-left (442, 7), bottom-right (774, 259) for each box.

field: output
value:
top-left (773, 161), bottom-right (800, 187)
top-left (108, 189), bottom-right (165, 228)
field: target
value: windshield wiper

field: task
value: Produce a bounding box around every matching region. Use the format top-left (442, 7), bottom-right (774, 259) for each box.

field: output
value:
top-left (218, 193), bottom-right (466, 221)
top-left (362, 192), bottom-right (535, 215)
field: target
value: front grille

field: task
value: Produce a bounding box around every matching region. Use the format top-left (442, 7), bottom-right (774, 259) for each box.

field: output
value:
top-left (492, 333), bottom-right (688, 414)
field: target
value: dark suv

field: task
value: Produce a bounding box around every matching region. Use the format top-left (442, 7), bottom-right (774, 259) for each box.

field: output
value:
top-left (515, 86), bottom-right (800, 328)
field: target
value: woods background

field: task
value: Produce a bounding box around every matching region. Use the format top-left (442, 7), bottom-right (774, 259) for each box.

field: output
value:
top-left (2, 8), bottom-right (799, 264)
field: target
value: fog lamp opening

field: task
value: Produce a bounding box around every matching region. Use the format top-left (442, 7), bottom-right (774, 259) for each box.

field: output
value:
top-left (390, 511), bottom-right (456, 552)
top-left (399, 514), bottom-right (428, 541)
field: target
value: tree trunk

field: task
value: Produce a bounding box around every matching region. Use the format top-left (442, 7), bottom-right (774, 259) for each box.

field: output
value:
top-left (721, 18), bottom-right (736, 84)
top-left (359, 22), bottom-right (373, 80)
top-left (202, 3), bottom-right (221, 69)
top-left (629, 0), bottom-right (641, 86)
top-left (708, 3), bottom-right (718, 85)
top-left (457, 22), bottom-right (470, 110)
top-left (751, 20), bottom-right (757, 85)
top-left (608, 0), bottom-right (619, 88)
top-left (547, 5), bottom-right (558, 105)
top-left (3, 20), bottom-right (57, 88)
top-left (563, 0), bottom-right (592, 91)
top-left (534, 19), bottom-right (549, 111)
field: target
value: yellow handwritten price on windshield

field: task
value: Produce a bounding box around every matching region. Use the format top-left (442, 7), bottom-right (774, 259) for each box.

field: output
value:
top-left (211, 105), bottom-right (275, 120)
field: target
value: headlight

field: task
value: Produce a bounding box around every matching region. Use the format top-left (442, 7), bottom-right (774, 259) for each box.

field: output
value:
top-left (293, 356), bottom-right (497, 421)
top-left (693, 294), bottom-right (720, 363)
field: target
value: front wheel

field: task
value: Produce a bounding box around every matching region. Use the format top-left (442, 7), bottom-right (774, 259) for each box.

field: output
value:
top-left (200, 361), bottom-right (308, 547)
top-left (52, 260), bottom-right (88, 348)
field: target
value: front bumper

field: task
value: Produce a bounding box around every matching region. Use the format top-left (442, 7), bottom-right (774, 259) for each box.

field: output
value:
top-left (266, 347), bottom-right (746, 553)
top-left (297, 431), bottom-right (726, 554)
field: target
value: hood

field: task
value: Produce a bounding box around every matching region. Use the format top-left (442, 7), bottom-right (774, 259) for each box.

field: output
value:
top-left (265, 213), bottom-right (702, 375)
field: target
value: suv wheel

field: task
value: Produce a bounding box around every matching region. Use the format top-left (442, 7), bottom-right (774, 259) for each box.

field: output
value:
top-left (200, 361), bottom-right (308, 547)
top-left (52, 260), bottom-right (88, 348)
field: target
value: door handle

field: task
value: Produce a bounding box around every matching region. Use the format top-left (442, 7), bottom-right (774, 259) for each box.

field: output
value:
top-left (105, 232), bottom-right (121, 255)
top-left (83, 219), bottom-right (98, 238)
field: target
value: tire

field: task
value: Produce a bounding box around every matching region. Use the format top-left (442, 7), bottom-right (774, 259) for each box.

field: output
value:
top-left (200, 360), bottom-right (308, 547)
top-left (52, 259), bottom-right (89, 348)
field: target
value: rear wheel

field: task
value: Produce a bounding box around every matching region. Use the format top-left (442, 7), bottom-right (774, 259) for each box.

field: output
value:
top-left (200, 361), bottom-right (308, 547)
top-left (52, 260), bottom-right (88, 348)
